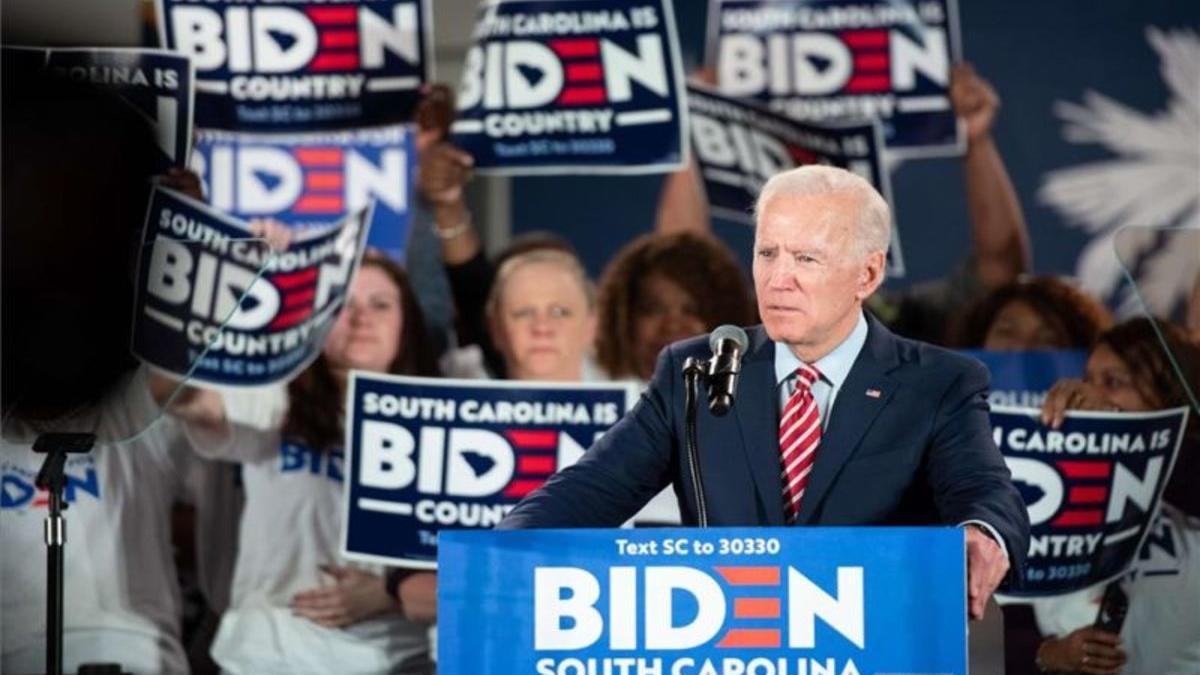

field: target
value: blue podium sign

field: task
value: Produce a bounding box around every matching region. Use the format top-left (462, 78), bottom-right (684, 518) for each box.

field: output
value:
top-left (440, 527), bottom-right (967, 674)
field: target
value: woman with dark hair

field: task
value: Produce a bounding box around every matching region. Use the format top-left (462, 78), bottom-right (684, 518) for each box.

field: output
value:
top-left (168, 252), bottom-right (437, 674)
top-left (596, 232), bottom-right (756, 382)
top-left (1042, 317), bottom-right (1199, 518)
top-left (956, 276), bottom-right (1112, 350)
top-left (1015, 318), bottom-right (1200, 675)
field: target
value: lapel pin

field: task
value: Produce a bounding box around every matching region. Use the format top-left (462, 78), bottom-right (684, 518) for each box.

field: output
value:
top-left (865, 388), bottom-right (882, 399)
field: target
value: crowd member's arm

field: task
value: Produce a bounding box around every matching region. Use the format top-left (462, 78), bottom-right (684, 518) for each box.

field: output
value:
top-left (953, 63), bottom-right (1031, 289)
top-left (158, 167), bottom-right (205, 200)
top-left (419, 139), bottom-right (499, 357)
top-left (406, 84), bottom-right (463, 357)
top-left (1036, 626), bottom-right (1126, 674)
top-left (654, 69), bottom-right (717, 235)
top-left (1034, 380), bottom-right (1130, 672)
top-left (150, 373), bottom-right (281, 463)
top-left (412, 83), bottom-right (484, 269)
top-left (290, 565), bottom-right (399, 628)
top-left (654, 160), bottom-right (710, 234)
top-left (386, 569), bottom-right (438, 623)
top-left (421, 142), bottom-right (481, 266)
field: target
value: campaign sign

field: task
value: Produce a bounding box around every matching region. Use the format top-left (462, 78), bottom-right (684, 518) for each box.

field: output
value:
top-left (5, 47), bottom-right (194, 170)
top-left (451, 0), bottom-right (689, 174)
top-left (192, 126), bottom-right (414, 260)
top-left (132, 185), bottom-right (372, 387)
top-left (963, 350), bottom-right (1088, 409)
top-left (992, 406), bottom-right (1190, 597)
top-left (440, 527), bottom-right (967, 673)
top-left (157, 0), bottom-right (432, 130)
top-left (709, 0), bottom-right (963, 157)
top-left (342, 374), bottom-right (638, 567)
top-left (688, 83), bottom-right (903, 275)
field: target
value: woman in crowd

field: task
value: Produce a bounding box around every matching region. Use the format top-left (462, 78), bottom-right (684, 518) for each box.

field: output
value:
top-left (167, 251), bottom-right (438, 674)
top-left (486, 248), bottom-right (598, 382)
top-left (955, 276), bottom-right (1113, 350)
top-left (595, 231), bottom-right (755, 382)
top-left (1018, 318), bottom-right (1200, 674)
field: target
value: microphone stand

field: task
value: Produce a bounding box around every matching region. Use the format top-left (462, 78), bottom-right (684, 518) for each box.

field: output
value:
top-left (34, 432), bottom-right (97, 675)
top-left (682, 357), bottom-right (710, 528)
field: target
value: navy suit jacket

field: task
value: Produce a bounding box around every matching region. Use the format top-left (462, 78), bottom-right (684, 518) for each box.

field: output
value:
top-left (500, 315), bottom-right (1030, 578)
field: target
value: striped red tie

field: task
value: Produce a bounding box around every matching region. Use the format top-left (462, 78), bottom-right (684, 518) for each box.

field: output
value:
top-left (779, 364), bottom-right (822, 523)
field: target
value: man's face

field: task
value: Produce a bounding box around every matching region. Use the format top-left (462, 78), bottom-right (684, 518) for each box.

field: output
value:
top-left (753, 192), bottom-right (883, 356)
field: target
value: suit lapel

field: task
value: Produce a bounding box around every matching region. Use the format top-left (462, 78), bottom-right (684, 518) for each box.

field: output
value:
top-left (795, 315), bottom-right (900, 524)
top-left (734, 327), bottom-right (786, 526)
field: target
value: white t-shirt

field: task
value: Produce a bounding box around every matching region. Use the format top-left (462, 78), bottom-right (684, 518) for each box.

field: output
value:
top-left (1122, 505), bottom-right (1200, 675)
top-left (1031, 505), bottom-right (1200, 675)
top-left (188, 407), bottom-right (432, 674)
top-left (1, 369), bottom-right (190, 675)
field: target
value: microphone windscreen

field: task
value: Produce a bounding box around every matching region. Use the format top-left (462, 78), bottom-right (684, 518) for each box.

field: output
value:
top-left (709, 324), bottom-right (749, 353)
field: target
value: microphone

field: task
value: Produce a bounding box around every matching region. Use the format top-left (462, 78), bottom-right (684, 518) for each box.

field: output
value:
top-left (706, 325), bottom-right (749, 416)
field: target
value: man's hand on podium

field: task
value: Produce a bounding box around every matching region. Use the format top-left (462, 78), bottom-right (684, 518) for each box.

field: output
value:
top-left (965, 525), bottom-right (1009, 620)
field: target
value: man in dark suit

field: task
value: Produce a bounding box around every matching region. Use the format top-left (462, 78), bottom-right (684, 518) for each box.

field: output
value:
top-left (500, 165), bottom-right (1029, 619)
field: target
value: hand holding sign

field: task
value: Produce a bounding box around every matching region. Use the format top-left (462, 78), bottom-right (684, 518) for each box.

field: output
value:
top-left (415, 82), bottom-right (457, 151)
top-left (246, 218), bottom-right (294, 252)
top-left (1038, 627), bottom-right (1126, 675)
top-left (157, 378), bottom-right (228, 431)
top-left (1041, 378), bottom-right (1113, 428)
top-left (949, 62), bottom-right (998, 146)
top-left (418, 142), bottom-right (475, 207)
top-left (160, 168), bottom-right (205, 201)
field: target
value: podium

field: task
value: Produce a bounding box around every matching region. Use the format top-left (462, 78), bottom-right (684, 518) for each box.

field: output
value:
top-left (438, 527), bottom-right (967, 674)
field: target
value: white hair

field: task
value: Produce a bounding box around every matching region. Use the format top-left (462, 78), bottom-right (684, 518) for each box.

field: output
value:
top-left (486, 248), bottom-right (595, 318)
top-left (753, 165), bottom-right (891, 258)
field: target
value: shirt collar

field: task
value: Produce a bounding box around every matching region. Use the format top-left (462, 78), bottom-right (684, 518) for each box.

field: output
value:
top-left (774, 311), bottom-right (869, 389)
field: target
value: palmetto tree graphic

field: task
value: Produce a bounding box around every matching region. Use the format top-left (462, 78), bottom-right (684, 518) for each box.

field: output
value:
top-left (1039, 27), bottom-right (1200, 319)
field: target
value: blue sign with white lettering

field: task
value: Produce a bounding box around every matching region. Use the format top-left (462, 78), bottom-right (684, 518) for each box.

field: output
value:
top-left (688, 83), bottom-right (901, 274)
top-left (451, 0), bottom-right (689, 174)
top-left (192, 126), bottom-right (414, 260)
top-left (708, 0), bottom-right (963, 156)
top-left (132, 185), bottom-right (371, 387)
top-left (5, 47), bottom-right (194, 170)
top-left (963, 350), bottom-right (1087, 409)
top-left (157, 0), bottom-right (432, 130)
top-left (439, 527), bottom-right (967, 673)
top-left (341, 373), bottom-right (637, 567)
top-left (992, 406), bottom-right (1189, 597)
